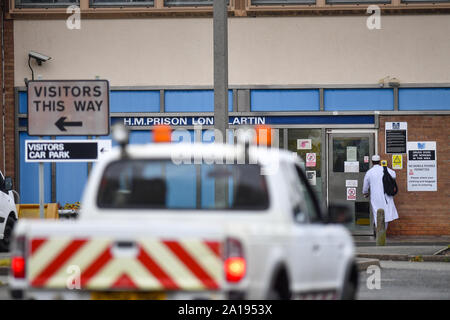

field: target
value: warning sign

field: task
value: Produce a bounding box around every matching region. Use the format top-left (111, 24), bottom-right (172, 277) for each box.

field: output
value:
top-left (407, 141), bottom-right (437, 191)
top-left (306, 153), bottom-right (316, 167)
top-left (347, 187), bottom-right (357, 201)
top-left (392, 154), bottom-right (402, 170)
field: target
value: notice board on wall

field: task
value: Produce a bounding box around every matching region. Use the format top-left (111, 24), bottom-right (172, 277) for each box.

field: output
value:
top-left (407, 141), bottom-right (437, 192)
top-left (386, 122), bottom-right (407, 154)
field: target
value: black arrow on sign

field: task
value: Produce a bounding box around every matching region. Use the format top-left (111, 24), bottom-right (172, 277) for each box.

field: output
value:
top-left (55, 117), bottom-right (83, 132)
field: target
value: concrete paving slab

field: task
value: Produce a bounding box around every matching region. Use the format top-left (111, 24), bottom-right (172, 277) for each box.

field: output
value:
top-left (356, 245), bottom-right (445, 256)
top-left (354, 236), bottom-right (450, 247)
top-left (357, 253), bottom-right (450, 262)
top-left (356, 258), bottom-right (380, 271)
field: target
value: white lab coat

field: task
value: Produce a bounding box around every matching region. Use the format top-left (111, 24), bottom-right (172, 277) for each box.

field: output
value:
top-left (362, 165), bottom-right (399, 226)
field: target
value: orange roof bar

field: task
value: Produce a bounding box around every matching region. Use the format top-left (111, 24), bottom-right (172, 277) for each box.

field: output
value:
top-left (255, 125), bottom-right (272, 147)
top-left (153, 125), bottom-right (172, 143)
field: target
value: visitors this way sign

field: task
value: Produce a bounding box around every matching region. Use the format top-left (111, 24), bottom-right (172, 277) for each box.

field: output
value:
top-left (25, 140), bottom-right (112, 163)
top-left (27, 80), bottom-right (110, 136)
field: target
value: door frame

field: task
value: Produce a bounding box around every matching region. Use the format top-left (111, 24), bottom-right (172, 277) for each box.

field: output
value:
top-left (325, 129), bottom-right (378, 235)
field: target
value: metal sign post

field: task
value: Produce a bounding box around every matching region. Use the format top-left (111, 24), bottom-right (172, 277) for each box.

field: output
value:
top-left (213, 0), bottom-right (228, 139)
top-left (39, 163), bottom-right (44, 219)
top-left (27, 139), bottom-right (112, 219)
top-left (213, 0), bottom-right (229, 208)
top-left (39, 137), bottom-right (44, 219)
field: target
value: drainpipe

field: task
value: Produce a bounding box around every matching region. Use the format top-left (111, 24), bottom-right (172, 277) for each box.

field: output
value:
top-left (1, 2), bottom-right (6, 174)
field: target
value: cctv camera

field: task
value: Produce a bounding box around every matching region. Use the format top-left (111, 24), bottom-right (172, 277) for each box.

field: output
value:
top-left (29, 51), bottom-right (51, 65)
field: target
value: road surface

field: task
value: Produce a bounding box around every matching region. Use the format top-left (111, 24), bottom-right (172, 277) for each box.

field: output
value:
top-left (357, 261), bottom-right (450, 300)
top-left (1, 261), bottom-right (449, 300)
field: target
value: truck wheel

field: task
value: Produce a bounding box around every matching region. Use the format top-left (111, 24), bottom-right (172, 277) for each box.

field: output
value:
top-left (341, 264), bottom-right (358, 300)
top-left (10, 289), bottom-right (24, 300)
top-left (0, 215), bottom-right (15, 252)
top-left (266, 269), bottom-right (291, 300)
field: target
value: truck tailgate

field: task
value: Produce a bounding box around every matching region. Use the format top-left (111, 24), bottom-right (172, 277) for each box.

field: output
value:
top-left (25, 221), bottom-right (224, 292)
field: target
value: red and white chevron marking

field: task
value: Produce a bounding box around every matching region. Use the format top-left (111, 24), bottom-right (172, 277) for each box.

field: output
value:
top-left (28, 237), bottom-right (223, 291)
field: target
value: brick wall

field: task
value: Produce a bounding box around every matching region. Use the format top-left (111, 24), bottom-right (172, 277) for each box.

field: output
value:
top-left (0, 2), bottom-right (14, 182)
top-left (379, 115), bottom-right (450, 236)
top-left (4, 17), bottom-right (14, 180)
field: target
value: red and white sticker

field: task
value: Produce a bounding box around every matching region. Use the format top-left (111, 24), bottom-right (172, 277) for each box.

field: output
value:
top-left (297, 139), bottom-right (312, 150)
top-left (347, 187), bottom-right (357, 201)
top-left (306, 153), bottom-right (316, 167)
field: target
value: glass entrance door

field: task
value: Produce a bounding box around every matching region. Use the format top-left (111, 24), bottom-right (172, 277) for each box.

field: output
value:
top-left (287, 129), bottom-right (323, 203)
top-left (327, 132), bottom-right (375, 235)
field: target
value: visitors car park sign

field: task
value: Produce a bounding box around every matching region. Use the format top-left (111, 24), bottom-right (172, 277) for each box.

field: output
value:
top-left (25, 140), bottom-right (112, 163)
top-left (27, 80), bottom-right (110, 136)
top-left (407, 141), bottom-right (437, 191)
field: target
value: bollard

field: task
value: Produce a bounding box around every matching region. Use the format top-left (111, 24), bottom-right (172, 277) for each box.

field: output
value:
top-left (376, 209), bottom-right (386, 246)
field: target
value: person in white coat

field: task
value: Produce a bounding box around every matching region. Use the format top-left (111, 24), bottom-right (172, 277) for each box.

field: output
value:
top-left (362, 155), bottom-right (399, 231)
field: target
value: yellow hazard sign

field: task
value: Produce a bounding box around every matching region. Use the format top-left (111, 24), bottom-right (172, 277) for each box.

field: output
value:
top-left (392, 154), bottom-right (403, 170)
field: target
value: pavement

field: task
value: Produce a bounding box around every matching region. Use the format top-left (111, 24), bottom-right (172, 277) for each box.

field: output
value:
top-left (354, 235), bottom-right (450, 266)
top-left (354, 235), bottom-right (450, 246)
top-left (356, 257), bottom-right (380, 271)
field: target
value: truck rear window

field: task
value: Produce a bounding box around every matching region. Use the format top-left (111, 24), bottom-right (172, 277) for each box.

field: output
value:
top-left (97, 160), bottom-right (269, 211)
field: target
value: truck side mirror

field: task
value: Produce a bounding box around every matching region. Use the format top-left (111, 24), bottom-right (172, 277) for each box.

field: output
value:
top-left (328, 203), bottom-right (352, 224)
top-left (4, 177), bottom-right (13, 192)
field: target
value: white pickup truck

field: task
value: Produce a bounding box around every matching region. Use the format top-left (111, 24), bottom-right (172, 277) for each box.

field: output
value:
top-left (9, 128), bottom-right (357, 300)
top-left (0, 171), bottom-right (18, 252)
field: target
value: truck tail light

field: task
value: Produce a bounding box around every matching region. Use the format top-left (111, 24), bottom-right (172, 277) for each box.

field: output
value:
top-left (225, 257), bottom-right (246, 283)
top-left (224, 237), bottom-right (246, 283)
top-left (11, 256), bottom-right (25, 279)
top-left (11, 235), bottom-right (26, 279)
